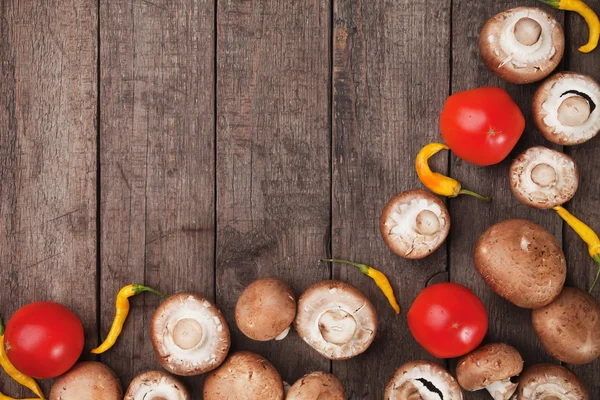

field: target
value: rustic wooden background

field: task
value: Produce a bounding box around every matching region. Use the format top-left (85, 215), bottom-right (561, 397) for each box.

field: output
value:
top-left (1, 0), bottom-right (598, 398)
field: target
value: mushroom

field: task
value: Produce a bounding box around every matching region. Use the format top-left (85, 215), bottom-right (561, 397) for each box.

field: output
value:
top-left (203, 351), bottom-right (284, 400)
top-left (49, 362), bottom-right (122, 400)
top-left (510, 146), bottom-right (578, 209)
top-left (294, 280), bottom-right (377, 360)
top-left (479, 7), bottom-right (564, 84)
top-left (514, 364), bottom-right (589, 399)
top-left (532, 286), bottom-right (600, 364)
top-left (151, 292), bottom-right (230, 376)
top-left (474, 219), bottom-right (566, 308)
top-left (287, 371), bottom-right (346, 400)
top-left (380, 190), bottom-right (450, 259)
top-left (384, 360), bottom-right (463, 400)
top-left (124, 370), bottom-right (190, 400)
top-left (235, 277), bottom-right (296, 341)
top-left (533, 72), bottom-right (600, 145)
top-left (456, 343), bottom-right (524, 400)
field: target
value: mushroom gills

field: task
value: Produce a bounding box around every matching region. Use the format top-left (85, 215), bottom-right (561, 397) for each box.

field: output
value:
top-left (484, 378), bottom-right (518, 400)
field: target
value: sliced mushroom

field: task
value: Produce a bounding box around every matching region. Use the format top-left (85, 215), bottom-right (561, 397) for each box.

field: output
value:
top-left (510, 146), bottom-right (578, 209)
top-left (456, 343), bottom-right (523, 400)
top-left (294, 280), bottom-right (377, 360)
top-left (287, 371), bottom-right (346, 400)
top-left (514, 364), bottom-right (589, 400)
top-left (151, 292), bottom-right (230, 376)
top-left (235, 278), bottom-right (296, 341)
top-left (203, 351), bottom-right (284, 400)
top-left (479, 7), bottom-right (564, 84)
top-left (532, 286), bottom-right (600, 364)
top-left (49, 362), bottom-right (122, 400)
top-left (380, 190), bottom-right (450, 259)
top-left (474, 219), bottom-right (566, 308)
top-left (384, 360), bottom-right (463, 400)
top-left (124, 370), bottom-right (190, 400)
top-left (533, 72), bottom-right (600, 145)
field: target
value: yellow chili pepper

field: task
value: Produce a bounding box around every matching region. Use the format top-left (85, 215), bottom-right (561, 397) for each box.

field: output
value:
top-left (539, 0), bottom-right (600, 53)
top-left (416, 143), bottom-right (491, 202)
top-left (320, 259), bottom-right (401, 314)
top-left (92, 284), bottom-right (165, 354)
top-left (0, 318), bottom-right (44, 399)
top-left (553, 206), bottom-right (600, 292)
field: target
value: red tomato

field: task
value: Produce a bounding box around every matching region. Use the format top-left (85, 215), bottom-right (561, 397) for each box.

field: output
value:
top-left (440, 87), bottom-right (525, 166)
top-left (407, 282), bottom-right (488, 359)
top-left (5, 302), bottom-right (84, 378)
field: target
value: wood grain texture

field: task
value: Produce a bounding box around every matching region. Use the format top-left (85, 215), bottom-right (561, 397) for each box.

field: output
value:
top-left (216, 0), bottom-right (331, 385)
top-left (100, 0), bottom-right (215, 394)
top-left (563, 1), bottom-right (600, 396)
top-left (0, 0), bottom-right (97, 395)
top-left (332, 0), bottom-right (451, 397)
top-left (450, 1), bottom-right (563, 398)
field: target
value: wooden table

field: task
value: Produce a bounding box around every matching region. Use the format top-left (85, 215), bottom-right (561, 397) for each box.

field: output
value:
top-left (1, 0), bottom-right (599, 398)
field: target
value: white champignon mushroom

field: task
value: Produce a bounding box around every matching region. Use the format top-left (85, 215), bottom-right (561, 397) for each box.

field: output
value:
top-left (203, 351), bottom-right (284, 400)
top-left (124, 370), bottom-right (189, 400)
top-left (151, 293), bottom-right (230, 376)
top-left (533, 72), bottom-right (600, 145)
top-left (384, 360), bottom-right (463, 400)
top-left (479, 7), bottom-right (564, 84)
top-left (49, 362), bottom-right (123, 400)
top-left (294, 280), bottom-right (377, 360)
top-left (514, 364), bottom-right (589, 400)
top-left (510, 146), bottom-right (578, 209)
top-left (456, 343), bottom-right (524, 400)
top-left (235, 278), bottom-right (296, 341)
top-left (286, 371), bottom-right (346, 400)
top-left (380, 190), bottom-right (450, 259)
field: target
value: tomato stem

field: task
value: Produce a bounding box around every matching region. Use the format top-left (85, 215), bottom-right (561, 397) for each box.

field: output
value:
top-left (0, 317), bottom-right (4, 336)
top-left (458, 189), bottom-right (491, 202)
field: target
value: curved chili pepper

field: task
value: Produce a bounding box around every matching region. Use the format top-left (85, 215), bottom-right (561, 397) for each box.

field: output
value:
top-left (416, 143), bottom-right (491, 201)
top-left (553, 206), bottom-right (600, 292)
top-left (539, 0), bottom-right (600, 53)
top-left (320, 259), bottom-right (401, 314)
top-left (0, 318), bottom-right (44, 399)
top-left (92, 284), bottom-right (165, 354)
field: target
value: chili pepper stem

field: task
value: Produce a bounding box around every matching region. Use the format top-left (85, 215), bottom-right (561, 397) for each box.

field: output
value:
top-left (0, 318), bottom-right (4, 336)
top-left (319, 259), bottom-right (370, 274)
top-left (132, 284), bottom-right (167, 297)
top-left (590, 255), bottom-right (600, 293)
top-left (457, 189), bottom-right (492, 202)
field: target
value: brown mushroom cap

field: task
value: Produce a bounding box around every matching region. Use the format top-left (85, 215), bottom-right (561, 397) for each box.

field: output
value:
top-left (203, 351), bottom-right (284, 400)
top-left (515, 364), bottom-right (589, 399)
top-left (533, 72), bottom-right (600, 145)
top-left (235, 278), bottom-right (296, 341)
top-left (124, 370), bottom-right (190, 400)
top-left (287, 371), bottom-right (346, 400)
top-left (474, 219), bottom-right (566, 308)
top-left (151, 292), bottom-right (231, 376)
top-left (294, 280), bottom-right (377, 360)
top-left (479, 7), bottom-right (564, 84)
top-left (49, 362), bottom-right (122, 400)
top-left (532, 286), bottom-right (600, 364)
top-left (380, 190), bottom-right (450, 259)
top-left (384, 360), bottom-right (463, 400)
top-left (510, 146), bottom-right (578, 209)
top-left (456, 343), bottom-right (523, 399)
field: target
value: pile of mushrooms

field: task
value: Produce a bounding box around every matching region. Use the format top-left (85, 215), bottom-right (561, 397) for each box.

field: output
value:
top-left (384, 360), bottom-right (463, 399)
top-left (380, 190), bottom-right (450, 259)
top-left (151, 293), bottom-right (231, 376)
top-left (49, 362), bottom-right (123, 400)
top-left (515, 364), bottom-right (589, 399)
top-left (124, 370), bottom-right (189, 400)
top-left (474, 218), bottom-right (566, 308)
top-left (479, 7), bottom-right (564, 84)
top-left (295, 280), bottom-right (377, 360)
top-left (533, 72), bottom-right (600, 145)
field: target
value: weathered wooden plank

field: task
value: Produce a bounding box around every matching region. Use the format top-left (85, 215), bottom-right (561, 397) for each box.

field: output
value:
top-left (100, 0), bottom-right (215, 394)
top-left (216, 0), bottom-right (331, 385)
top-left (0, 0), bottom-right (97, 395)
top-left (450, 1), bottom-right (563, 398)
top-left (332, 0), bottom-right (451, 398)
top-left (563, 1), bottom-right (600, 396)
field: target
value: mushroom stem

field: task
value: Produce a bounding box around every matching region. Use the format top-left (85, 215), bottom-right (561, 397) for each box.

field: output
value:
top-left (514, 17), bottom-right (542, 46)
top-left (485, 378), bottom-right (518, 400)
top-left (458, 189), bottom-right (492, 202)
